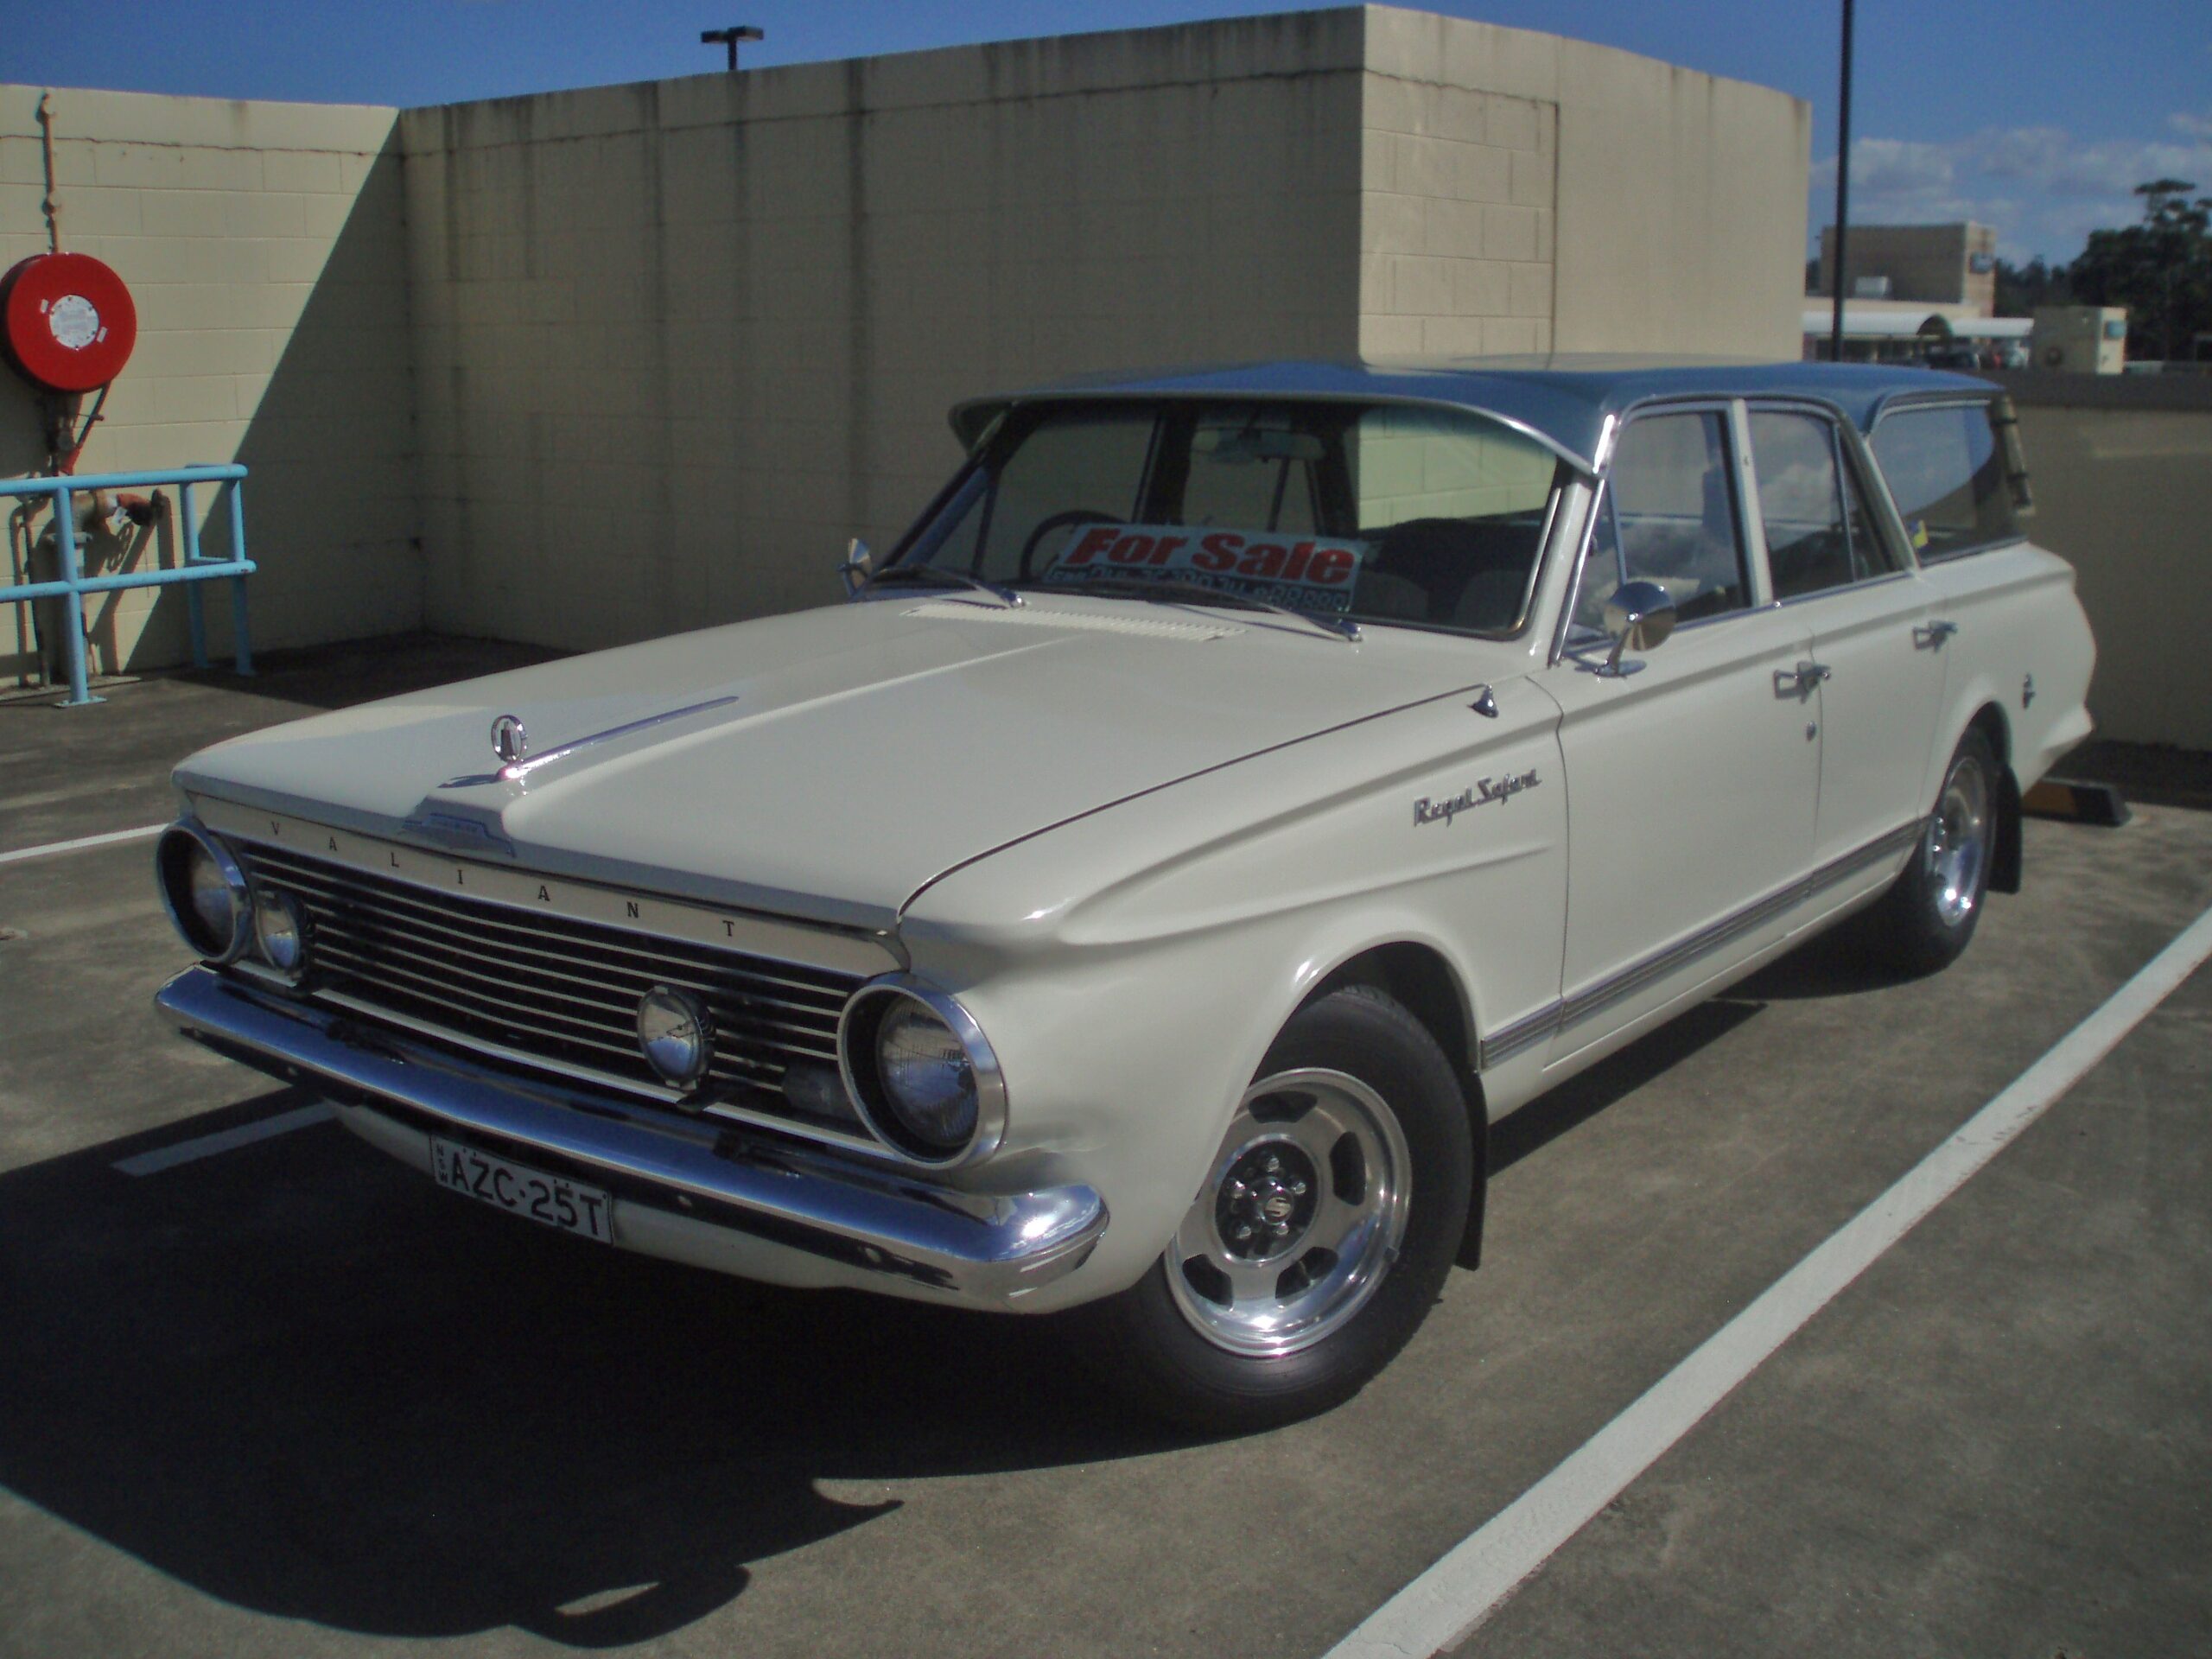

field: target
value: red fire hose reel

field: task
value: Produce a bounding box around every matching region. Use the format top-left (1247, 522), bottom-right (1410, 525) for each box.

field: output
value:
top-left (1, 251), bottom-right (137, 395)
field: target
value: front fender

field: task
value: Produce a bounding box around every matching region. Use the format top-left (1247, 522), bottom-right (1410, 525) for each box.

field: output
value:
top-left (897, 678), bottom-right (1566, 1309)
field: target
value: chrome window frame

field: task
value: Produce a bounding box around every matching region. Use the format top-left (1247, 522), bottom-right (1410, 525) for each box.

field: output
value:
top-left (1548, 397), bottom-right (1757, 667)
top-left (898, 394), bottom-right (1580, 645)
top-left (1743, 397), bottom-right (1921, 611)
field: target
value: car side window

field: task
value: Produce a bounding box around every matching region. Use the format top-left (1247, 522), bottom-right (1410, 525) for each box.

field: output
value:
top-left (1749, 409), bottom-right (1894, 599)
top-left (1573, 410), bottom-right (1748, 632)
top-left (1868, 403), bottom-right (2022, 559)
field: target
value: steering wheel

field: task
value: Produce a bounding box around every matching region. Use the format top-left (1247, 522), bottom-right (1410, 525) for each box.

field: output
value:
top-left (1018, 508), bottom-right (1119, 581)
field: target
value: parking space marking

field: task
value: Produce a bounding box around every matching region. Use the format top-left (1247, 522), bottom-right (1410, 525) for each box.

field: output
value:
top-left (0, 823), bottom-right (167, 867)
top-left (1326, 900), bottom-right (2212, 1659)
top-left (113, 1103), bottom-right (334, 1176)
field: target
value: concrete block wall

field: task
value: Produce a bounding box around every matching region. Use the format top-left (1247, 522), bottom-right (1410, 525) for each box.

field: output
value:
top-left (4, 7), bottom-right (1815, 671)
top-left (397, 13), bottom-right (1370, 651)
top-left (1357, 66), bottom-right (1555, 359)
top-left (0, 87), bottom-right (418, 681)
top-left (1359, 7), bottom-right (1809, 361)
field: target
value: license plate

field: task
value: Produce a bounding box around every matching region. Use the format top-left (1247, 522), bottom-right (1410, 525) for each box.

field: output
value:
top-left (429, 1137), bottom-right (613, 1243)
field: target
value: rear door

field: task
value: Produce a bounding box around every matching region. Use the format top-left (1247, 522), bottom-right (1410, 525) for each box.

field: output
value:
top-left (1746, 405), bottom-right (1945, 881)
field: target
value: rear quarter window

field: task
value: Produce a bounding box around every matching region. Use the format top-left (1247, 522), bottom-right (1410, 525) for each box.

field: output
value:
top-left (1869, 403), bottom-right (2021, 560)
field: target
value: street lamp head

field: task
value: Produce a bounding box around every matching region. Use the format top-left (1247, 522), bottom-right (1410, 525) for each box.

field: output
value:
top-left (700, 24), bottom-right (766, 69)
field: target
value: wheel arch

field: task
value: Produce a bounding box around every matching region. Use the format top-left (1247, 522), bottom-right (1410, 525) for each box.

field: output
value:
top-left (1303, 939), bottom-right (1491, 1268)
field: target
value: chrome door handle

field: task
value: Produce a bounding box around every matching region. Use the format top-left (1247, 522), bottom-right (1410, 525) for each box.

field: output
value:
top-left (1914, 620), bottom-right (1959, 648)
top-left (1773, 661), bottom-right (1829, 696)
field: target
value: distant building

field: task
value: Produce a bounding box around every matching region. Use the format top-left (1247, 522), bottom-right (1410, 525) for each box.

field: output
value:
top-left (2031, 307), bottom-right (2129, 374)
top-left (1814, 221), bottom-right (1999, 314)
top-left (1804, 219), bottom-right (2022, 363)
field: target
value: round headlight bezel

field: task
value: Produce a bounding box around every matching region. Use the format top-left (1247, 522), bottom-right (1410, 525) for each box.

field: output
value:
top-left (637, 984), bottom-right (715, 1090)
top-left (836, 977), bottom-right (1006, 1166)
top-left (251, 887), bottom-right (309, 976)
top-left (155, 821), bottom-right (252, 963)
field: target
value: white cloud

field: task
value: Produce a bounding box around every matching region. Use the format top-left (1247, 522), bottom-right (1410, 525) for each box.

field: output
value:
top-left (1810, 117), bottom-right (2212, 260)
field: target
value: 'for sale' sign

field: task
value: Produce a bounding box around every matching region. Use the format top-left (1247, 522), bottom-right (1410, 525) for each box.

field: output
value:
top-left (1041, 523), bottom-right (1370, 613)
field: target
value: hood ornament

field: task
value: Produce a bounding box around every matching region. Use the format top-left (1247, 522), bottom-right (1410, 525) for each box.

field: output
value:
top-left (442, 696), bottom-right (741, 791)
top-left (490, 714), bottom-right (528, 767)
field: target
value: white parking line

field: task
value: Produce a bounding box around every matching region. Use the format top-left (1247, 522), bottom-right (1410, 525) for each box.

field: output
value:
top-left (1325, 900), bottom-right (2212, 1659)
top-left (112, 1103), bottom-right (334, 1177)
top-left (0, 823), bottom-right (167, 867)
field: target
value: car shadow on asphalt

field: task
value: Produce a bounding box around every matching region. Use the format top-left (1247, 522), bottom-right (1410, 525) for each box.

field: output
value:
top-left (0, 1092), bottom-right (1197, 1647)
top-left (1487, 997), bottom-right (1764, 1177)
top-left (1485, 923), bottom-right (1924, 1176)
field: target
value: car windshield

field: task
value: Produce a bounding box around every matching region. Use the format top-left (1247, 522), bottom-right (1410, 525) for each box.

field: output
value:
top-left (888, 399), bottom-right (1569, 636)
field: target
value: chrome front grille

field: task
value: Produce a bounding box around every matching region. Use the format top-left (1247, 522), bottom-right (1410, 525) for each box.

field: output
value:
top-left (235, 842), bottom-right (861, 1124)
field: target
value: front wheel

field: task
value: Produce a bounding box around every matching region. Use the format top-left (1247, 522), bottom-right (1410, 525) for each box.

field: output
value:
top-left (1070, 985), bottom-right (1473, 1432)
top-left (1863, 727), bottom-right (1999, 976)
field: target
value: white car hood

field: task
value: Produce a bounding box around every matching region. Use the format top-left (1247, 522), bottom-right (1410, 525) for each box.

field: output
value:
top-left (177, 597), bottom-right (1521, 931)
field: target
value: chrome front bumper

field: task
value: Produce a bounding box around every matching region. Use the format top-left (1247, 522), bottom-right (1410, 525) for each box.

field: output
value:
top-left (156, 967), bottom-right (1108, 1308)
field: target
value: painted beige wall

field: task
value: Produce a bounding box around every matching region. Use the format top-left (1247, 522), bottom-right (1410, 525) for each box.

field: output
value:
top-left (399, 16), bottom-right (1368, 650)
top-left (4, 6), bottom-right (1815, 674)
top-left (0, 86), bottom-right (417, 682)
top-left (2013, 397), bottom-right (2212, 750)
top-left (1357, 8), bottom-right (1808, 360)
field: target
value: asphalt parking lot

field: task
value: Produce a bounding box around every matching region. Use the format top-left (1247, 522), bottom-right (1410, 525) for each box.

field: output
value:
top-left (3, 639), bottom-right (2207, 1659)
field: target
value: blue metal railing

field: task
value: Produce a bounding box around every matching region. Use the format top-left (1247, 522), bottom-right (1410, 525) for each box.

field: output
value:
top-left (2, 463), bottom-right (255, 707)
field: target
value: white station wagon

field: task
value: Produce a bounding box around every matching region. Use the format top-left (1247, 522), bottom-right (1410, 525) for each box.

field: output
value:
top-left (156, 359), bottom-right (2094, 1428)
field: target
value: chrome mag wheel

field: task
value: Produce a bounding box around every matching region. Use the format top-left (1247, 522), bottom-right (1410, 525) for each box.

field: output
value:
top-left (1926, 749), bottom-right (1992, 929)
top-left (1166, 1067), bottom-right (1413, 1357)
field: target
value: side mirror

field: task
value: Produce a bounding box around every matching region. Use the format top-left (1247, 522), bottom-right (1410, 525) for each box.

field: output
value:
top-left (838, 537), bottom-right (874, 599)
top-left (1599, 580), bottom-right (1676, 677)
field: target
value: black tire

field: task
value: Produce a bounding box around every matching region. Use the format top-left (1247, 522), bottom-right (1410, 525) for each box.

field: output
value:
top-left (1862, 726), bottom-right (2000, 977)
top-left (1069, 985), bottom-right (1473, 1433)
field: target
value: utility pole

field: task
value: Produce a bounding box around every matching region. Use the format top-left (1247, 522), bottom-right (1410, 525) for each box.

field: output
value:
top-left (1828, 0), bottom-right (1855, 363)
top-left (700, 25), bottom-right (764, 72)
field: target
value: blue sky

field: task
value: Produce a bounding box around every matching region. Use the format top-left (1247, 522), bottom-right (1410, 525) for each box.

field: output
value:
top-left (5, 0), bottom-right (2207, 262)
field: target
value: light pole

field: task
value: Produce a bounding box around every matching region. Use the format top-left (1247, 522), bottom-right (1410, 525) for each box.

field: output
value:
top-left (1828, 0), bottom-right (1855, 362)
top-left (701, 25), bottom-right (764, 72)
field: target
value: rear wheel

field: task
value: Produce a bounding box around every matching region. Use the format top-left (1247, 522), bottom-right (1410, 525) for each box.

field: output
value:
top-left (1865, 727), bottom-right (1999, 976)
top-left (1072, 985), bottom-right (1472, 1432)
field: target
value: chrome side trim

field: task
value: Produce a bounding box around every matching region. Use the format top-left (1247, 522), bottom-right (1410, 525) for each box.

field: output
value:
top-left (157, 967), bottom-right (1106, 1306)
top-left (1478, 1005), bottom-right (1557, 1070)
top-left (1476, 817), bottom-right (1926, 1070)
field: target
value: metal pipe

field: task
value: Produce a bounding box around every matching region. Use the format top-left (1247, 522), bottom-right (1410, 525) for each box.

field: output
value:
top-left (226, 480), bottom-right (252, 675)
top-left (1828, 0), bottom-right (1856, 363)
top-left (52, 482), bottom-right (91, 704)
top-left (0, 464), bottom-right (252, 704)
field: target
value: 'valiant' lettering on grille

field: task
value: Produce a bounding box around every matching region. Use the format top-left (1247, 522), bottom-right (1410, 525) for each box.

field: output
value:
top-left (1414, 769), bottom-right (1540, 828)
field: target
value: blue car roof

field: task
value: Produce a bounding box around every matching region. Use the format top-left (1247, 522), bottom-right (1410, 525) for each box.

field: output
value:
top-left (948, 356), bottom-right (2000, 474)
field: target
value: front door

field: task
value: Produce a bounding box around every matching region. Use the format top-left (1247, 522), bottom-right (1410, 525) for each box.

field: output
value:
top-left (1539, 406), bottom-right (1819, 1065)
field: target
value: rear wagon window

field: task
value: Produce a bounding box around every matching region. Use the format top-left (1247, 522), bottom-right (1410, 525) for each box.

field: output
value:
top-left (1870, 403), bottom-right (2021, 560)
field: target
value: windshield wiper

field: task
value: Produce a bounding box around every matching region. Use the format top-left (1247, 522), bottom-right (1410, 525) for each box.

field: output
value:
top-left (862, 563), bottom-right (1022, 607)
top-left (1034, 576), bottom-right (1359, 644)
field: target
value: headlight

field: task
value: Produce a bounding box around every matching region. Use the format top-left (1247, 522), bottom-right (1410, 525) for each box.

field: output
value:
top-left (252, 890), bottom-right (308, 975)
top-left (876, 1003), bottom-right (976, 1150)
top-left (637, 985), bottom-right (715, 1088)
top-left (838, 979), bottom-right (1006, 1164)
top-left (155, 822), bottom-right (251, 961)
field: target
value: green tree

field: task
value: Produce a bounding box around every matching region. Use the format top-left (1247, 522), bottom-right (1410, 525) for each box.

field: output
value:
top-left (1993, 256), bottom-right (2072, 317)
top-left (2068, 180), bottom-right (2212, 360)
